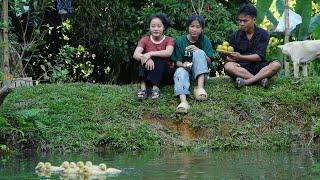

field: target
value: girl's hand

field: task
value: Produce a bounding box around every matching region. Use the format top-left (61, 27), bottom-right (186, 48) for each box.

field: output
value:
top-left (145, 59), bottom-right (154, 71)
top-left (183, 62), bottom-right (192, 71)
top-left (140, 53), bottom-right (151, 65)
top-left (186, 45), bottom-right (199, 52)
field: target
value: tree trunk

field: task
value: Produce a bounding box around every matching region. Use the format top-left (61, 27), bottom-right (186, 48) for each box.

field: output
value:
top-left (0, 86), bottom-right (13, 106)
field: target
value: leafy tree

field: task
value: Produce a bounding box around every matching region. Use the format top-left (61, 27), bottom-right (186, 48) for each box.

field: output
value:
top-left (1, 0), bottom-right (54, 78)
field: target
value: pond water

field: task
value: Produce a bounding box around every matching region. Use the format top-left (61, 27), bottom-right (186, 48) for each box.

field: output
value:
top-left (0, 149), bottom-right (320, 179)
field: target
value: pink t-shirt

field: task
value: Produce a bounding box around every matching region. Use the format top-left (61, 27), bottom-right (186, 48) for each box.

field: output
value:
top-left (137, 36), bottom-right (175, 62)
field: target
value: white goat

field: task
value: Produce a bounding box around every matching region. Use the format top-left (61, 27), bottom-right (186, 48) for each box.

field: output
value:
top-left (278, 40), bottom-right (320, 78)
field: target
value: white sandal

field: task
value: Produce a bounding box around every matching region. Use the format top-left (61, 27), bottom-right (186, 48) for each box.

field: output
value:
top-left (176, 102), bottom-right (189, 113)
top-left (194, 88), bottom-right (208, 101)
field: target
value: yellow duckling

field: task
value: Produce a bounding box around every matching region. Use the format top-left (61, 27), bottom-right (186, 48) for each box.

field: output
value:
top-left (44, 162), bottom-right (64, 172)
top-left (63, 162), bottom-right (79, 174)
top-left (69, 162), bottom-right (77, 169)
top-left (83, 165), bottom-right (107, 176)
top-left (60, 163), bottom-right (79, 180)
top-left (85, 161), bottom-right (93, 166)
top-left (60, 161), bottom-right (70, 169)
top-left (83, 166), bottom-right (95, 177)
top-left (77, 161), bottom-right (85, 173)
top-left (35, 162), bottom-right (46, 172)
top-left (98, 163), bottom-right (107, 171)
top-left (99, 163), bottom-right (122, 174)
top-left (85, 161), bottom-right (100, 170)
top-left (77, 161), bottom-right (84, 168)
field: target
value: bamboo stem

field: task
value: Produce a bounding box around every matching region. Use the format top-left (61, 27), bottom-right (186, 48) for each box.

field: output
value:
top-left (2, 0), bottom-right (11, 84)
top-left (284, 0), bottom-right (290, 76)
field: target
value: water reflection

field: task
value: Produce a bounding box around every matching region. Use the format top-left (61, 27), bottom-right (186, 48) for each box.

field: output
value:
top-left (0, 149), bottom-right (319, 179)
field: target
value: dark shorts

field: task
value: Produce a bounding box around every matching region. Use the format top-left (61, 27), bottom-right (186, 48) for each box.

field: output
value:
top-left (139, 57), bottom-right (174, 87)
top-left (239, 61), bottom-right (268, 75)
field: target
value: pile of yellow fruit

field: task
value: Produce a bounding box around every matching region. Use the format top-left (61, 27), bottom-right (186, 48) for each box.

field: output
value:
top-left (216, 41), bottom-right (234, 52)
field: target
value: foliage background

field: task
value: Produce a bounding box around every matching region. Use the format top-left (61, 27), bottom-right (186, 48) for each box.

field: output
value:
top-left (1, 0), bottom-right (243, 83)
top-left (2, 0), bottom-right (319, 83)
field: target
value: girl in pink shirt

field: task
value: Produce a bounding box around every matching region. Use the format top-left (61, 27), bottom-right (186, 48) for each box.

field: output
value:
top-left (133, 13), bottom-right (175, 100)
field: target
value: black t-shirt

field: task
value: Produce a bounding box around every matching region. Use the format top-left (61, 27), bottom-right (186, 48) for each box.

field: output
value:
top-left (230, 26), bottom-right (269, 61)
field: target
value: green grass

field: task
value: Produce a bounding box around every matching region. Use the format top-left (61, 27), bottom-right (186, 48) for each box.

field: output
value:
top-left (0, 77), bottom-right (320, 153)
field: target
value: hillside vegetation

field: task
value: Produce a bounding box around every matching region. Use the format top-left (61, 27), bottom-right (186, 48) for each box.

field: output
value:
top-left (0, 77), bottom-right (319, 153)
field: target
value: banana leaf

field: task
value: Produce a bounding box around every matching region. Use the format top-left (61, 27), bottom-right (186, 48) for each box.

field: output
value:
top-left (266, 10), bottom-right (278, 26)
top-left (313, 0), bottom-right (320, 4)
top-left (276, 0), bottom-right (284, 15)
top-left (295, 0), bottom-right (312, 40)
top-left (312, 25), bottom-right (320, 39)
top-left (256, 0), bottom-right (273, 25)
top-left (309, 15), bottom-right (320, 34)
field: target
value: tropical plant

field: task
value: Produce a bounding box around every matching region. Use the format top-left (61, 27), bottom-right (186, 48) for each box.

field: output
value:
top-left (256, 0), bottom-right (320, 40)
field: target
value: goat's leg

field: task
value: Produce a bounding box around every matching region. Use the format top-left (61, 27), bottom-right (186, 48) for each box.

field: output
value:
top-left (302, 63), bottom-right (308, 77)
top-left (293, 62), bottom-right (299, 78)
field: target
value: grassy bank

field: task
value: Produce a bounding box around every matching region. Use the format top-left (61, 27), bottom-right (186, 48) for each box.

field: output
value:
top-left (0, 77), bottom-right (319, 153)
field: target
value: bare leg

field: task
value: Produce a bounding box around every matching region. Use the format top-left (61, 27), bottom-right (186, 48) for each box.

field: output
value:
top-left (244, 61), bottom-right (281, 85)
top-left (179, 94), bottom-right (188, 105)
top-left (196, 74), bottom-right (205, 89)
top-left (224, 62), bottom-right (254, 79)
top-left (140, 80), bottom-right (147, 90)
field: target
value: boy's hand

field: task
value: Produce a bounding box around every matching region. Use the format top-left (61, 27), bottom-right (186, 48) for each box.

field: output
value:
top-left (227, 52), bottom-right (241, 61)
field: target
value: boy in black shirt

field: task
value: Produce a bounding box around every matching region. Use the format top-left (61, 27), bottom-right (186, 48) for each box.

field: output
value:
top-left (224, 4), bottom-right (281, 89)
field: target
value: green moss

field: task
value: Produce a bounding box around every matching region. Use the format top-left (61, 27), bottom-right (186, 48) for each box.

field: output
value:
top-left (1, 77), bottom-right (320, 152)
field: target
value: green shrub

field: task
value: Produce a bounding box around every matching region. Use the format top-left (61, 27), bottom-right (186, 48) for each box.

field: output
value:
top-left (315, 119), bottom-right (320, 136)
top-left (310, 59), bottom-right (320, 76)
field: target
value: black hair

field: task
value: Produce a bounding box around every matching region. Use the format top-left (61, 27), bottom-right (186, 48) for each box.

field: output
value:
top-left (148, 12), bottom-right (171, 31)
top-left (187, 14), bottom-right (205, 28)
top-left (237, 4), bottom-right (257, 18)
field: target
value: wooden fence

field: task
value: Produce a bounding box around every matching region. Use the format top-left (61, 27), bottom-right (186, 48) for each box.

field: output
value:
top-left (0, 77), bottom-right (33, 88)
